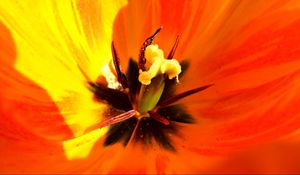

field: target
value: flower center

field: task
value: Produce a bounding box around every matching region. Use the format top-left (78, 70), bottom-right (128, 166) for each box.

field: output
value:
top-left (87, 28), bottom-right (212, 150)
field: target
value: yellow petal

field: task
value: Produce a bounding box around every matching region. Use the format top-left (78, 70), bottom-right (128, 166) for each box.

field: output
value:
top-left (0, 0), bottom-right (127, 136)
top-left (62, 128), bottom-right (107, 160)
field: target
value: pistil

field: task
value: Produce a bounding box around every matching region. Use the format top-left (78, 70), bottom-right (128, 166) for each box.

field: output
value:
top-left (138, 75), bottom-right (165, 113)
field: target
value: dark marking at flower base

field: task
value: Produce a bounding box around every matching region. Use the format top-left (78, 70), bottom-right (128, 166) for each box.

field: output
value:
top-left (126, 59), bottom-right (140, 102)
top-left (89, 82), bottom-right (132, 111)
top-left (102, 105), bottom-right (192, 151)
top-left (158, 104), bottom-right (195, 123)
top-left (104, 117), bottom-right (138, 146)
top-left (134, 117), bottom-right (176, 151)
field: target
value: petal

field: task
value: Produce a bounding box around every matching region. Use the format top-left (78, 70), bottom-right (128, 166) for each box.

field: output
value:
top-left (209, 134), bottom-right (300, 173)
top-left (184, 0), bottom-right (300, 147)
top-left (178, 0), bottom-right (300, 158)
top-left (112, 0), bottom-right (207, 62)
top-left (0, 0), bottom-right (127, 173)
top-left (178, 4), bottom-right (300, 173)
top-left (0, 21), bottom-right (72, 173)
top-left (0, 22), bottom-right (73, 141)
top-left (0, 0), bottom-right (127, 136)
top-left (111, 0), bottom-right (300, 173)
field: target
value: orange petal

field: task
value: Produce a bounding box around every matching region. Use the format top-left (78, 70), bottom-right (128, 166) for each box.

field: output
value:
top-left (181, 0), bottom-right (300, 150)
top-left (113, 0), bottom-right (207, 63)
top-left (112, 0), bottom-right (300, 173)
top-left (0, 22), bottom-right (73, 141)
top-left (209, 135), bottom-right (300, 173)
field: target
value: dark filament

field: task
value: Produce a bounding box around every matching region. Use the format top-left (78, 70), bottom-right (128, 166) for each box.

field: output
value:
top-left (167, 35), bottom-right (180, 60)
top-left (158, 84), bottom-right (213, 108)
top-left (84, 110), bottom-right (136, 134)
top-left (111, 42), bottom-right (128, 89)
top-left (138, 27), bottom-right (162, 70)
top-left (98, 110), bottom-right (136, 128)
top-left (148, 111), bottom-right (170, 125)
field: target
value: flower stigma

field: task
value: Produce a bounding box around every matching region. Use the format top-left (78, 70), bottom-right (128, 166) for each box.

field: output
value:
top-left (138, 44), bottom-right (181, 85)
top-left (88, 27), bottom-right (212, 151)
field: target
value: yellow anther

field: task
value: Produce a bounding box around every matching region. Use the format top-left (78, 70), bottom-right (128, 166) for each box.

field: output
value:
top-left (145, 44), bottom-right (164, 63)
top-left (148, 59), bottom-right (162, 77)
top-left (161, 59), bottom-right (181, 79)
top-left (138, 71), bottom-right (152, 85)
top-left (138, 44), bottom-right (182, 85)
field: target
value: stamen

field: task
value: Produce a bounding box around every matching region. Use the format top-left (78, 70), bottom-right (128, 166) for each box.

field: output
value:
top-left (148, 111), bottom-right (170, 125)
top-left (158, 84), bottom-right (213, 107)
top-left (138, 27), bottom-right (162, 70)
top-left (160, 59), bottom-right (181, 80)
top-left (85, 110), bottom-right (137, 134)
top-left (167, 35), bottom-right (180, 60)
top-left (100, 109), bottom-right (136, 127)
top-left (138, 44), bottom-right (181, 85)
top-left (111, 42), bottom-right (128, 89)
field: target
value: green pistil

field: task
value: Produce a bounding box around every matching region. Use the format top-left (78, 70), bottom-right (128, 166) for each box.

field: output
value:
top-left (137, 75), bottom-right (165, 113)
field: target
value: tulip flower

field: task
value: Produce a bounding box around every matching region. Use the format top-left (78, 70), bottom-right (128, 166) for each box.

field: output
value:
top-left (1, 0), bottom-right (300, 174)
